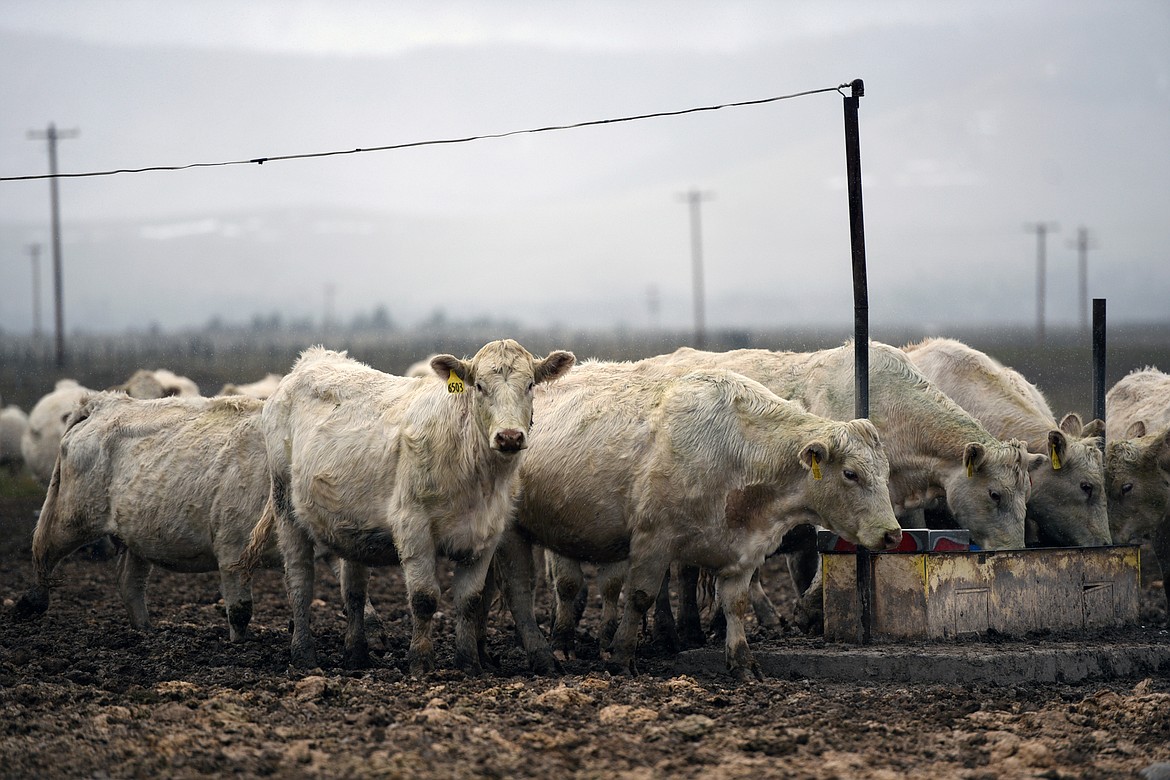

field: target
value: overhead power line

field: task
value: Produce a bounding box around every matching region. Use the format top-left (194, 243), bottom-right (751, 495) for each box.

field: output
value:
top-left (1, 84), bottom-right (852, 183)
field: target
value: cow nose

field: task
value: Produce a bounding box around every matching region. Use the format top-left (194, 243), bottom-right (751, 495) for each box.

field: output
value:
top-left (494, 429), bottom-right (526, 452)
top-left (882, 528), bottom-right (903, 550)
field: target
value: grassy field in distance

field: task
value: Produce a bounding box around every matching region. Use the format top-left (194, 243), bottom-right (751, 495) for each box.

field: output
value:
top-left (3, 322), bottom-right (1169, 427)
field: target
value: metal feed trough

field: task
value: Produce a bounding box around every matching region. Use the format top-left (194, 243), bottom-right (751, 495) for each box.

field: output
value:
top-left (820, 530), bottom-right (1142, 643)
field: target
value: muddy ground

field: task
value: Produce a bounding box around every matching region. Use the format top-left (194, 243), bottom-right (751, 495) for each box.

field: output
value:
top-left (2, 493), bottom-right (1169, 779)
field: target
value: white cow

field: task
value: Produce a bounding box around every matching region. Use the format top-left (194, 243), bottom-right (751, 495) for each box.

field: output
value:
top-left (20, 370), bottom-right (201, 486)
top-left (117, 368), bottom-right (201, 399)
top-left (21, 379), bottom-right (91, 485)
top-left (0, 405), bottom-right (29, 475)
top-left (241, 341), bottom-right (574, 673)
top-left (903, 337), bottom-right (1109, 547)
top-left (495, 360), bottom-right (902, 680)
top-left (1105, 367), bottom-right (1170, 625)
top-left (218, 373), bottom-right (283, 399)
top-left (1106, 367), bottom-right (1170, 442)
top-left (13, 392), bottom-right (358, 642)
top-left (629, 342), bottom-right (1035, 642)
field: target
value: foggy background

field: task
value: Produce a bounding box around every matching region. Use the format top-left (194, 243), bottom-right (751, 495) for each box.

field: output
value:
top-left (1, 1), bottom-right (1168, 337)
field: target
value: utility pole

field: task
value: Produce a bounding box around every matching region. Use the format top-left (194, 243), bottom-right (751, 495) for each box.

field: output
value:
top-left (1024, 221), bottom-right (1058, 345)
top-left (678, 189), bottom-right (714, 350)
top-left (645, 285), bottom-right (660, 331)
top-left (1070, 226), bottom-right (1096, 335)
top-left (28, 123), bottom-right (79, 368)
top-left (323, 283), bottom-right (336, 337)
top-left (27, 243), bottom-right (43, 340)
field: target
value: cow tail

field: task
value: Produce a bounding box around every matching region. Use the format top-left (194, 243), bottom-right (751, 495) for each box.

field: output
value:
top-left (234, 489), bottom-right (277, 583)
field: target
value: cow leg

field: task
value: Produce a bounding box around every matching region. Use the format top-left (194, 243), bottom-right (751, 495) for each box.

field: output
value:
top-left (718, 570), bottom-right (763, 681)
top-left (748, 568), bottom-right (780, 628)
top-left (597, 561), bottom-right (626, 652)
top-left (117, 551), bottom-right (154, 632)
top-left (274, 482), bottom-right (318, 668)
top-left (14, 472), bottom-right (93, 620)
top-left (606, 548), bottom-right (670, 676)
top-left (325, 554), bottom-right (385, 654)
top-left (217, 562), bottom-right (253, 643)
top-left (675, 564), bottom-right (707, 648)
top-left (476, 565), bottom-right (501, 672)
top-left (793, 565), bottom-right (825, 635)
top-left (450, 542), bottom-right (497, 676)
top-left (1153, 515), bottom-right (1170, 629)
top-left (340, 560), bottom-right (372, 669)
top-left (398, 533), bottom-right (442, 677)
top-left (547, 552), bottom-right (585, 660)
top-left (652, 567), bottom-right (680, 654)
top-left (784, 541), bottom-right (819, 595)
top-left (494, 526), bottom-right (559, 675)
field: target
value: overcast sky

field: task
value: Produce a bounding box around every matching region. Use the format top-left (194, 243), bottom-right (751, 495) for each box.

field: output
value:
top-left (1, 1), bottom-right (1168, 334)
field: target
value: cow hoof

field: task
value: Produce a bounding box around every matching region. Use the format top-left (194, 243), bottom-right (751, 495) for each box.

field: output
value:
top-left (730, 663), bottom-right (764, 683)
top-left (479, 649), bottom-right (502, 674)
top-left (681, 629), bottom-right (707, 649)
top-left (12, 590), bottom-right (49, 621)
top-left (604, 655), bottom-right (638, 676)
top-left (290, 647), bottom-right (319, 670)
top-left (527, 649), bottom-right (562, 676)
top-left (408, 652), bottom-right (435, 678)
top-left (651, 624), bottom-right (681, 655)
top-left (454, 650), bottom-right (483, 677)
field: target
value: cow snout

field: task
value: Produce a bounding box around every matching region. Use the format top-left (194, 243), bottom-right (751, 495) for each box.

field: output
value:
top-left (494, 429), bottom-right (526, 453)
top-left (881, 528), bottom-right (902, 550)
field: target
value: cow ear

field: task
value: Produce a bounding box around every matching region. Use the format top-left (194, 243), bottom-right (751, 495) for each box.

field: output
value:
top-left (1058, 412), bottom-right (1083, 436)
top-left (1156, 429), bottom-right (1170, 470)
top-left (1047, 429), bottom-right (1068, 470)
top-left (1081, 418), bottom-right (1105, 439)
top-left (430, 354), bottom-right (470, 383)
top-left (534, 351), bottom-right (576, 385)
top-left (963, 442), bottom-right (986, 477)
top-left (847, 418), bottom-right (881, 449)
top-left (800, 441), bottom-right (829, 480)
top-left (1126, 420), bottom-right (1147, 438)
top-left (1026, 452), bottom-right (1048, 474)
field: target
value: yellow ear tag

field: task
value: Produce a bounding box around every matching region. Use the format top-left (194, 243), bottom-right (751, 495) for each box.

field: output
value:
top-left (966, 461), bottom-right (974, 479)
top-left (1050, 444), bottom-right (1062, 471)
top-left (446, 369), bottom-right (465, 394)
top-left (810, 454), bottom-right (822, 480)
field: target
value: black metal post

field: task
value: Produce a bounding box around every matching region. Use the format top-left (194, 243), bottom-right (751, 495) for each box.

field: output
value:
top-left (1092, 299), bottom-right (1106, 441)
top-left (843, 78), bottom-right (872, 644)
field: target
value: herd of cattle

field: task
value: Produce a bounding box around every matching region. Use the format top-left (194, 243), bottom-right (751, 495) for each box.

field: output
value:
top-left (2, 337), bottom-right (1169, 681)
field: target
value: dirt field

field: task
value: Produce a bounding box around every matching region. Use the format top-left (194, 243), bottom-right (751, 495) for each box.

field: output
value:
top-left (2, 493), bottom-right (1169, 780)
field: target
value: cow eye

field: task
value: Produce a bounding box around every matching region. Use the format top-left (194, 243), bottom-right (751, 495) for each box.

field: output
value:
top-left (989, 490), bottom-right (1001, 504)
top-left (1080, 482), bottom-right (1093, 500)
top-left (1121, 482), bottom-right (1133, 495)
top-left (843, 469), bottom-right (858, 482)
top-left (474, 381), bottom-right (486, 393)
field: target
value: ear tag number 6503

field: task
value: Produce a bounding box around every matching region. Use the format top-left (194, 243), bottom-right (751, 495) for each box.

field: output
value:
top-left (447, 369), bottom-right (465, 394)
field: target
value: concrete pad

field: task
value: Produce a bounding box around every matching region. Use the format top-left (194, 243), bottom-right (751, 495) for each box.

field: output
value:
top-left (673, 636), bottom-right (1170, 684)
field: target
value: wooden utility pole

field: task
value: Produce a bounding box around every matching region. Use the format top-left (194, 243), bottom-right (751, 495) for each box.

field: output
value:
top-left (678, 189), bottom-right (713, 350)
top-left (1024, 222), bottom-right (1058, 345)
top-left (1071, 227), bottom-right (1096, 334)
top-left (27, 243), bottom-right (43, 339)
top-left (28, 123), bottom-right (79, 368)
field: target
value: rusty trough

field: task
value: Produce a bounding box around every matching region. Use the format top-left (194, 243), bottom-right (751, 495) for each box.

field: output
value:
top-left (821, 542), bottom-right (1143, 643)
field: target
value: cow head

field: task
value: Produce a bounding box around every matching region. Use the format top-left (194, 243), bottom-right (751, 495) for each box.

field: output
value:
top-left (1106, 421), bottom-right (1170, 545)
top-left (940, 438), bottom-right (1032, 549)
top-left (800, 418), bottom-right (902, 551)
top-left (1023, 413), bottom-right (1110, 546)
top-left (431, 339), bottom-right (575, 455)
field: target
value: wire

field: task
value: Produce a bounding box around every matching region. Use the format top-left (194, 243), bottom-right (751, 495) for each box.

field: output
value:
top-left (4, 83), bottom-right (853, 183)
